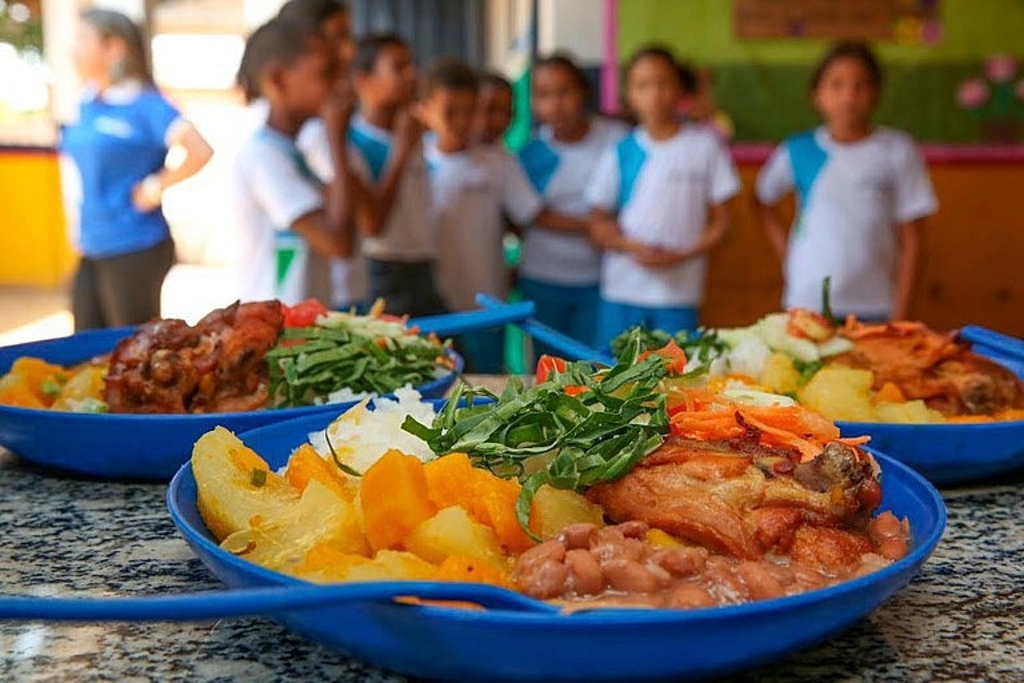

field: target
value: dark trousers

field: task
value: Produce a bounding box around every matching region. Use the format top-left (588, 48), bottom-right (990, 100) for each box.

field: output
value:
top-left (72, 238), bottom-right (175, 330)
top-left (367, 258), bottom-right (447, 318)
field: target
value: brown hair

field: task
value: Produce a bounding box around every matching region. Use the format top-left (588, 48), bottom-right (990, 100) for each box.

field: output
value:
top-left (810, 41), bottom-right (883, 92)
top-left (534, 52), bottom-right (591, 95)
top-left (422, 57), bottom-right (479, 98)
top-left (625, 44), bottom-right (697, 94)
top-left (80, 9), bottom-right (153, 85)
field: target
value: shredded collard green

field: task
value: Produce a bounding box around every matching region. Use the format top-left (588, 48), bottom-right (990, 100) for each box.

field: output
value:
top-left (402, 332), bottom-right (671, 538)
top-left (266, 325), bottom-right (451, 408)
top-left (610, 324), bottom-right (727, 369)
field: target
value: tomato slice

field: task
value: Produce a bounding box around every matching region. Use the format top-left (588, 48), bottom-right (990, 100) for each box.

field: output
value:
top-left (534, 355), bottom-right (568, 384)
top-left (639, 339), bottom-right (688, 375)
top-left (283, 299), bottom-right (329, 328)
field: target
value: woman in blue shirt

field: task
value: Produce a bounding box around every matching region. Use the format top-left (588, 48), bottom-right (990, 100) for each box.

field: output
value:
top-left (61, 9), bottom-right (213, 330)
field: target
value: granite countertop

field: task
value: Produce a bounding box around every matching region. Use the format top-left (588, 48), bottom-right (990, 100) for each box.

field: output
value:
top-left (2, 445), bottom-right (1022, 682)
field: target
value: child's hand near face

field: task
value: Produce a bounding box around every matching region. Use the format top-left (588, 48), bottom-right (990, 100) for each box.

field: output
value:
top-left (322, 77), bottom-right (356, 135)
top-left (394, 104), bottom-right (425, 154)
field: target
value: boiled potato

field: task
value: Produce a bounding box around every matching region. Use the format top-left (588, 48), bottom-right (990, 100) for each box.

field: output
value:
top-left (52, 365), bottom-right (106, 410)
top-left (530, 484), bottom-right (605, 540)
top-left (221, 479), bottom-right (368, 571)
top-left (797, 366), bottom-right (876, 422)
top-left (875, 400), bottom-right (944, 424)
top-left (192, 426), bottom-right (299, 541)
top-left (405, 505), bottom-right (506, 567)
top-left (758, 352), bottom-right (800, 395)
top-left (294, 545), bottom-right (438, 584)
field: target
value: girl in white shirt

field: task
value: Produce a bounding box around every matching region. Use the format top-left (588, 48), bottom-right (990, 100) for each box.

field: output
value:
top-left (755, 41), bottom-right (937, 321)
top-left (519, 54), bottom-right (628, 350)
top-left (587, 46), bottom-right (739, 349)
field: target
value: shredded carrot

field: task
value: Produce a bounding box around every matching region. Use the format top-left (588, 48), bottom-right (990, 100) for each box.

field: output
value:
top-left (668, 387), bottom-right (862, 463)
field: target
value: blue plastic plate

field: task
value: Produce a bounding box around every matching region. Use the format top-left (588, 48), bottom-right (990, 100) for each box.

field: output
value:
top-left (0, 328), bottom-right (460, 480)
top-left (835, 418), bottom-right (1024, 486)
top-left (167, 409), bottom-right (946, 683)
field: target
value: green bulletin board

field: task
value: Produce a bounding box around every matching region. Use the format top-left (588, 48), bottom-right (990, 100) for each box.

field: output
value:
top-left (617, 0), bottom-right (1024, 142)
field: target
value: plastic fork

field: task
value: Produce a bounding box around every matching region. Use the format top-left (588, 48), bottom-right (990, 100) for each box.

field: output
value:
top-left (0, 581), bottom-right (559, 622)
top-left (410, 300), bottom-right (536, 337)
top-left (475, 294), bottom-right (616, 366)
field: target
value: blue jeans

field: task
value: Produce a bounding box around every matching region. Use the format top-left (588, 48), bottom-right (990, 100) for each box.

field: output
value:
top-left (518, 277), bottom-right (600, 358)
top-left (595, 300), bottom-right (699, 352)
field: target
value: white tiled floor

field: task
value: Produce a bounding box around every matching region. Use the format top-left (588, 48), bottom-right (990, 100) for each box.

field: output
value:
top-left (0, 263), bottom-right (235, 346)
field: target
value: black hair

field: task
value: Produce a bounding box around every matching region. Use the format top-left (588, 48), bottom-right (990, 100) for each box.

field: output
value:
top-left (80, 8), bottom-right (153, 85)
top-left (277, 0), bottom-right (348, 25)
top-left (480, 70), bottom-right (513, 95)
top-left (352, 33), bottom-right (409, 75)
top-left (422, 57), bottom-right (479, 98)
top-left (534, 52), bottom-right (591, 95)
top-left (236, 16), bottom-right (323, 103)
top-left (810, 41), bottom-right (883, 92)
top-left (625, 43), bottom-right (697, 94)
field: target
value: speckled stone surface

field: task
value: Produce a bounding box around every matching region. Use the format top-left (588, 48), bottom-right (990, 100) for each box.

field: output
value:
top-left (1, 447), bottom-right (1022, 683)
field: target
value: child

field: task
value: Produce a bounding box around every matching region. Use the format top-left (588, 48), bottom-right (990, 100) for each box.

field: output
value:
top-left (473, 71), bottom-right (515, 148)
top-left (349, 33), bottom-right (446, 318)
top-left (282, 0), bottom-right (368, 311)
top-left (755, 41), bottom-right (937, 321)
top-left (586, 45), bottom-right (740, 349)
top-left (419, 59), bottom-right (542, 373)
top-left (231, 16), bottom-right (354, 305)
top-left (518, 53), bottom-right (628, 351)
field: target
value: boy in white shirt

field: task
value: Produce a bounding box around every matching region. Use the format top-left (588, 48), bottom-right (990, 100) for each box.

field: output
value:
top-left (419, 59), bottom-right (542, 372)
top-left (348, 34), bottom-right (445, 318)
top-left (231, 16), bottom-right (354, 305)
top-left (586, 46), bottom-right (740, 349)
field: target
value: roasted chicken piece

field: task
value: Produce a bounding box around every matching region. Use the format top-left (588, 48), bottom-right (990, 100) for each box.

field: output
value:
top-left (104, 300), bottom-right (284, 413)
top-left (586, 434), bottom-right (882, 566)
top-left (834, 319), bottom-right (1024, 416)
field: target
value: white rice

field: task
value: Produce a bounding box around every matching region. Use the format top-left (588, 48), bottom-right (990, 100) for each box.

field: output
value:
top-left (305, 386), bottom-right (438, 475)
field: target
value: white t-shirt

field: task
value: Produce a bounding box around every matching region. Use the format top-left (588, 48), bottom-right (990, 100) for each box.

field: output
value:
top-left (231, 126), bottom-right (331, 306)
top-left (586, 124), bottom-right (740, 307)
top-left (426, 141), bottom-right (542, 312)
top-left (518, 117), bottom-right (628, 285)
top-left (296, 117), bottom-right (369, 308)
top-left (348, 114), bottom-right (435, 262)
top-left (756, 126), bottom-right (938, 317)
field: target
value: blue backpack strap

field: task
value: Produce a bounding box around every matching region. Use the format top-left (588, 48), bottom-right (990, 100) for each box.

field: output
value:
top-left (518, 139), bottom-right (560, 193)
top-left (616, 132), bottom-right (647, 209)
top-left (349, 125), bottom-right (390, 182)
top-left (786, 130), bottom-right (828, 206)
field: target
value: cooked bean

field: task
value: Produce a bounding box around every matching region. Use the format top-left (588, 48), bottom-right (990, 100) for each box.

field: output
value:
top-left (652, 547), bottom-right (708, 578)
top-left (560, 523), bottom-right (597, 550)
top-left (735, 561), bottom-right (786, 600)
top-left (565, 549), bottom-right (604, 595)
top-left (616, 520), bottom-right (650, 539)
top-left (515, 559), bottom-right (570, 599)
top-left (665, 583), bottom-right (716, 609)
top-left (517, 540), bottom-right (566, 569)
top-left (602, 559), bottom-right (660, 594)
